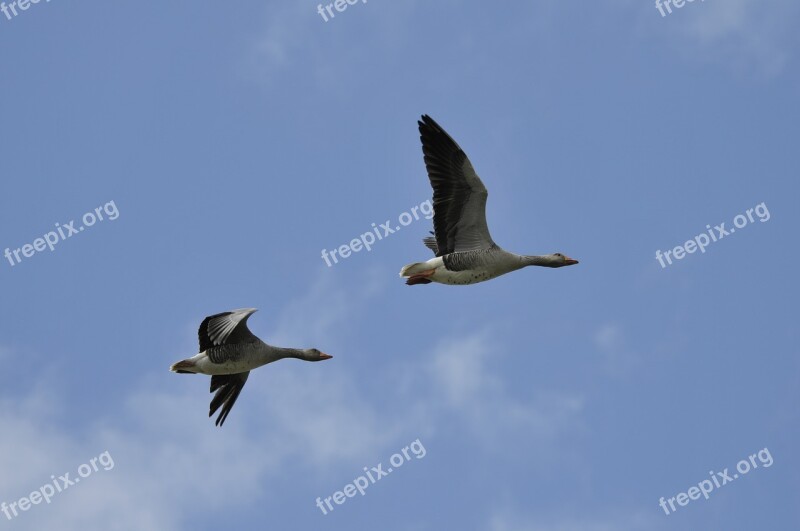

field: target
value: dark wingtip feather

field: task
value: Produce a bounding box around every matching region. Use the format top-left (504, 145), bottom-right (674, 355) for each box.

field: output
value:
top-left (418, 114), bottom-right (438, 134)
top-left (207, 373), bottom-right (249, 427)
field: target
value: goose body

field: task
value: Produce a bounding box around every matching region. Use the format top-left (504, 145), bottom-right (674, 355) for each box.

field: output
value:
top-left (176, 341), bottom-right (275, 375)
top-left (400, 249), bottom-right (525, 285)
top-left (400, 115), bottom-right (578, 286)
top-left (169, 308), bottom-right (332, 426)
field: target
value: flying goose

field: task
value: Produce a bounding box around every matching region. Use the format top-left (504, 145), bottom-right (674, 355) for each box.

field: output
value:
top-left (170, 308), bottom-right (332, 426)
top-left (400, 115), bottom-right (579, 286)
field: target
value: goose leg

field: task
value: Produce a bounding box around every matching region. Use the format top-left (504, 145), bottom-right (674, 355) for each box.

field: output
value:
top-left (405, 269), bottom-right (435, 285)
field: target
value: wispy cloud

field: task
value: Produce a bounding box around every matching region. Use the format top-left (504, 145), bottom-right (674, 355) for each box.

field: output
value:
top-left (611, 0), bottom-right (797, 75)
top-left (593, 323), bottom-right (639, 375)
top-left (0, 272), bottom-right (585, 530)
top-left (488, 507), bottom-right (666, 531)
top-left (424, 330), bottom-right (584, 445)
top-left (0, 361), bottom-right (403, 530)
top-left (680, 0), bottom-right (799, 75)
top-left (245, 1), bottom-right (424, 86)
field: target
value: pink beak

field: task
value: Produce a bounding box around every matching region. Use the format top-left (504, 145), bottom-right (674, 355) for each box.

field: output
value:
top-left (319, 352), bottom-right (333, 360)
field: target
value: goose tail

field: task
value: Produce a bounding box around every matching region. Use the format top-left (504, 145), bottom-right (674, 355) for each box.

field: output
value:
top-left (399, 262), bottom-right (430, 277)
top-left (170, 359), bottom-right (198, 374)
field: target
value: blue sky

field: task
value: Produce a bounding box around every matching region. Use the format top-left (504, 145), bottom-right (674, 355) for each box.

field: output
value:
top-left (1, 1), bottom-right (798, 529)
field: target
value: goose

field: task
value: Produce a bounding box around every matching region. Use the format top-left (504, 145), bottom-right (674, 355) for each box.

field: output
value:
top-left (169, 308), bottom-right (332, 426)
top-left (400, 115), bottom-right (579, 286)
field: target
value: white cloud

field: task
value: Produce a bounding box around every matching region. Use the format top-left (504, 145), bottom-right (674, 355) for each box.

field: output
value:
top-left (0, 270), bottom-right (585, 530)
top-left (430, 331), bottom-right (502, 407)
top-left (245, 1), bottom-right (425, 87)
top-left (424, 331), bottom-right (584, 445)
top-left (489, 508), bottom-right (666, 531)
top-left (0, 272), bottom-right (394, 531)
top-left (681, 0), bottom-right (798, 75)
top-left (0, 363), bottom-right (395, 531)
top-left (594, 323), bottom-right (623, 352)
top-left (610, 0), bottom-right (797, 74)
top-left (593, 323), bottom-right (638, 375)
top-left (251, 3), bottom-right (305, 70)
top-left (268, 265), bottom-right (384, 347)
top-left (630, 0), bottom-right (800, 75)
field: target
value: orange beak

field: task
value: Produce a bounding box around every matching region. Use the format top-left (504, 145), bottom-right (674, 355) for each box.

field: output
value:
top-left (319, 353), bottom-right (333, 360)
top-left (564, 256), bottom-right (579, 265)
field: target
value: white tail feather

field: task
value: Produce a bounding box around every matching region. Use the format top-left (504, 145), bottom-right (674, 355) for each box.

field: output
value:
top-left (170, 358), bottom-right (198, 373)
top-left (400, 262), bottom-right (431, 277)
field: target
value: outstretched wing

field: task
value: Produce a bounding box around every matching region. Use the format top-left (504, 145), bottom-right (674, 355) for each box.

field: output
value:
top-left (209, 372), bottom-right (250, 427)
top-left (198, 308), bottom-right (258, 352)
top-left (418, 115), bottom-right (495, 256)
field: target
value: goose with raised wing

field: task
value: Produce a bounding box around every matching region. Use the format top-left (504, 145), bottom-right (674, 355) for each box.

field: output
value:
top-left (170, 308), bottom-right (332, 426)
top-left (400, 115), bottom-right (579, 286)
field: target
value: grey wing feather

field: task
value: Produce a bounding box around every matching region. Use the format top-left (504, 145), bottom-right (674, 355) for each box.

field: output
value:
top-left (418, 115), bottom-right (495, 255)
top-left (206, 343), bottom-right (254, 365)
top-left (198, 308), bottom-right (258, 352)
top-left (422, 231), bottom-right (439, 255)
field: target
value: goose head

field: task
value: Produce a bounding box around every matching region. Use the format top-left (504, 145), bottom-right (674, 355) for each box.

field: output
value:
top-left (302, 348), bottom-right (333, 361)
top-left (551, 253), bottom-right (579, 267)
top-left (524, 253), bottom-right (579, 268)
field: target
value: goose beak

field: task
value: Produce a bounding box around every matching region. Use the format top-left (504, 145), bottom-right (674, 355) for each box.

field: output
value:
top-left (319, 352), bottom-right (333, 360)
top-left (564, 256), bottom-right (579, 265)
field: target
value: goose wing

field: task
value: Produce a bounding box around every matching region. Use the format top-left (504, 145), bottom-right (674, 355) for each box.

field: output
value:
top-left (418, 114), bottom-right (495, 256)
top-left (198, 308), bottom-right (258, 352)
top-left (422, 231), bottom-right (439, 255)
top-left (209, 372), bottom-right (250, 427)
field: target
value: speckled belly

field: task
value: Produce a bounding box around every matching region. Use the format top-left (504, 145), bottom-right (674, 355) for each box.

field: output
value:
top-left (432, 267), bottom-right (503, 285)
